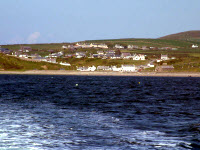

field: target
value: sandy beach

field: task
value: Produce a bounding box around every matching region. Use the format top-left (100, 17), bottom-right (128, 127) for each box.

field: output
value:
top-left (0, 70), bottom-right (200, 77)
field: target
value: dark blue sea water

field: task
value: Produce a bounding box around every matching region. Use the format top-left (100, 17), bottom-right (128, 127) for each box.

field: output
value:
top-left (0, 75), bottom-right (199, 150)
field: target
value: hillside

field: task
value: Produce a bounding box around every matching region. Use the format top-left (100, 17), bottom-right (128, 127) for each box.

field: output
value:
top-left (85, 38), bottom-right (195, 48)
top-left (0, 53), bottom-right (68, 71)
top-left (159, 30), bottom-right (200, 42)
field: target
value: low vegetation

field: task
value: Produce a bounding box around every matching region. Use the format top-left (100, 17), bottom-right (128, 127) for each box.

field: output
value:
top-left (0, 53), bottom-right (69, 71)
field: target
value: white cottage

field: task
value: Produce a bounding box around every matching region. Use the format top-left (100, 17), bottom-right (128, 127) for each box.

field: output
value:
top-left (161, 54), bottom-right (168, 60)
top-left (192, 44), bottom-right (198, 48)
top-left (133, 54), bottom-right (145, 60)
top-left (121, 65), bottom-right (136, 72)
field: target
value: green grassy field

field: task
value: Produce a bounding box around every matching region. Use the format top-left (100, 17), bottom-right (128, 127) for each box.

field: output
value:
top-left (0, 53), bottom-right (70, 71)
top-left (86, 38), bottom-right (200, 48)
top-left (1, 43), bottom-right (68, 51)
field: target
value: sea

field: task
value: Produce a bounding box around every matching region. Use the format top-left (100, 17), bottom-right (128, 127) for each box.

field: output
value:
top-left (0, 75), bottom-right (199, 150)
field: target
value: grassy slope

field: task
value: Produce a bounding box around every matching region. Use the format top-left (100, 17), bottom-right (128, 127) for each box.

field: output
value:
top-left (85, 38), bottom-right (199, 48)
top-left (159, 30), bottom-right (200, 41)
top-left (1, 43), bottom-right (68, 51)
top-left (0, 53), bottom-right (69, 71)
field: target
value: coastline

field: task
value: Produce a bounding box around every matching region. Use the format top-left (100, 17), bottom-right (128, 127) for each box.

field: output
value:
top-left (0, 70), bottom-right (200, 77)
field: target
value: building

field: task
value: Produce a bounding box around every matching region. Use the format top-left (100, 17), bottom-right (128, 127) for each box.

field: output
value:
top-left (161, 54), bottom-right (168, 60)
top-left (0, 48), bottom-right (11, 54)
top-left (77, 66), bottom-right (96, 71)
top-left (112, 66), bottom-right (121, 71)
top-left (19, 54), bottom-right (28, 58)
top-left (121, 52), bottom-right (131, 58)
top-left (76, 52), bottom-right (86, 58)
top-left (127, 45), bottom-right (134, 49)
top-left (147, 63), bottom-right (155, 67)
top-left (62, 45), bottom-right (67, 49)
top-left (155, 65), bottom-right (174, 72)
top-left (133, 54), bottom-right (145, 60)
top-left (141, 46), bottom-right (149, 50)
top-left (59, 62), bottom-right (71, 66)
top-left (121, 65), bottom-right (136, 72)
top-left (192, 44), bottom-right (198, 48)
top-left (114, 44), bottom-right (124, 49)
top-left (98, 44), bottom-right (108, 49)
top-left (97, 66), bottom-right (112, 71)
top-left (20, 46), bottom-right (32, 52)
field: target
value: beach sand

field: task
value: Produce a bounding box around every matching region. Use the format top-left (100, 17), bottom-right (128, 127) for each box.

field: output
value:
top-left (0, 70), bottom-right (200, 77)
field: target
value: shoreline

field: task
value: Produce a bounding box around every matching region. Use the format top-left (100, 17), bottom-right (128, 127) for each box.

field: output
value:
top-left (0, 70), bottom-right (200, 77)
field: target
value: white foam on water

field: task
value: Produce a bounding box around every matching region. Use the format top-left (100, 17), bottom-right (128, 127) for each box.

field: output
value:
top-left (0, 103), bottom-right (192, 150)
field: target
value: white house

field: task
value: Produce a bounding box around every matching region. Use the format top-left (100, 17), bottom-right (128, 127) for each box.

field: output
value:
top-left (128, 45), bottom-right (134, 49)
top-left (97, 66), bottom-right (111, 71)
top-left (161, 54), bottom-right (169, 60)
top-left (192, 44), bottom-right (198, 48)
top-left (133, 54), bottom-right (145, 60)
top-left (78, 66), bottom-right (96, 71)
top-left (148, 63), bottom-right (155, 68)
top-left (97, 51), bottom-right (104, 55)
top-left (114, 44), bottom-right (124, 49)
top-left (60, 62), bottom-right (71, 66)
top-left (19, 54), bottom-right (28, 58)
top-left (98, 44), bottom-right (108, 49)
top-left (121, 65), bottom-right (136, 72)
top-left (76, 52), bottom-right (86, 58)
top-left (62, 45), bottom-right (67, 49)
top-left (112, 66), bottom-right (121, 71)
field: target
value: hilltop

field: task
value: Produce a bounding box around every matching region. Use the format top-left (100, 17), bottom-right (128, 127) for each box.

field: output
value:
top-left (159, 30), bottom-right (200, 42)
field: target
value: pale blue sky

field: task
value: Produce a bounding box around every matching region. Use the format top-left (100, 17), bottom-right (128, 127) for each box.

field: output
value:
top-left (0, 0), bottom-right (199, 44)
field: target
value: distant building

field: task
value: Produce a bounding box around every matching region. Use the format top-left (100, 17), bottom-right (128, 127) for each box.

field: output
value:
top-left (98, 44), bottom-right (108, 49)
top-left (0, 48), bottom-right (11, 54)
top-left (161, 54), bottom-right (169, 60)
top-left (121, 52), bottom-right (131, 58)
top-left (59, 62), bottom-right (71, 66)
top-left (147, 63), bottom-right (155, 68)
top-left (19, 54), bottom-right (28, 58)
top-left (62, 45), bottom-right (67, 49)
top-left (192, 44), bottom-right (198, 48)
top-left (155, 65), bottom-right (174, 72)
top-left (127, 45), bottom-right (134, 49)
top-left (77, 66), bottom-right (96, 71)
top-left (121, 65), bottom-right (136, 72)
top-left (112, 66), bottom-right (121, 72)
top-left (20, 46), bottom-right (32, 52)
top-left (133, 54), bottom-right (145, 60)
top-left (114, 44), bottom-right (124, 49)
top-left (76, 52), bottom-right (86, 58)
top-left (97, 66), bottom-right (112, 71)
top-left (141, 46), bottom-right (149, 50)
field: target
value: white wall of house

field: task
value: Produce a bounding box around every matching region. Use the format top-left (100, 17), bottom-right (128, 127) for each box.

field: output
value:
top-left (112, 66), bottom-right (121, 71)
top-left (133, 54), bottom-right (145, 60)
top-left (121, 65), bottom-right (136, 72)
top-left (161, 55), bottom-right (168, 60)
top-left (192, 44), bottom-right (198, 48)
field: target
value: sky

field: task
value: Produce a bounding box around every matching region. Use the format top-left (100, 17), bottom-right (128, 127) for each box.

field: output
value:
top-left (0, 0), bottom-right (200, 44)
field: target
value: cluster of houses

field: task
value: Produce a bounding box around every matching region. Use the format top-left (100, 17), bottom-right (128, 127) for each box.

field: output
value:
top-left (76, 54), bottom-right (175, 72)
top-left (63, 43), bottom-right (109, 49)
top-left (0, 47), bottom-right (12, 54)
top-left (77, 63), bottom-right (174, 73)
top-left (75, 50), bottom-right (146, 60)
top-left (62, 43), bottom-right (179, 51)
top-left (64, 43), bottom-right (199, 50)
top-left (77, 65), bottom-right (138, 72)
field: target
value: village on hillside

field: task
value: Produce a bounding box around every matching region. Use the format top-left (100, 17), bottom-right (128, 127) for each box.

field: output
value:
top-left (0, 42), bottom-right (199, 72)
